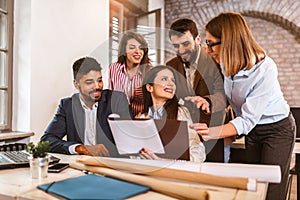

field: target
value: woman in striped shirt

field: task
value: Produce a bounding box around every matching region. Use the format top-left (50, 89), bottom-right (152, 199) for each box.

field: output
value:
top-left (109, 31), bottom-right (152, 117)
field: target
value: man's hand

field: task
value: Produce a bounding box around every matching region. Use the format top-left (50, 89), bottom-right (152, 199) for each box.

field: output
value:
top-left (75, 144), bottom-right (110, 157)
top-left (185, 96), bottom-right (211, 113)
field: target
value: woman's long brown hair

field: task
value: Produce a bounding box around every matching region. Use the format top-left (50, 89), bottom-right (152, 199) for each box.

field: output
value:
top-left (205, 12), bottom-right (266, 76)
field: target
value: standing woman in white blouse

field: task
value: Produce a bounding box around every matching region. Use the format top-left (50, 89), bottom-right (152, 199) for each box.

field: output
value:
top-left (189, 12), bottom-right (296, 200)
top-left (109, 31), bottom-right (152, 117)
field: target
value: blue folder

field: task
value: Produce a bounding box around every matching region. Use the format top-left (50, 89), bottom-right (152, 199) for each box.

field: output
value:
top-left (37, 174), bottom-right (150, 199)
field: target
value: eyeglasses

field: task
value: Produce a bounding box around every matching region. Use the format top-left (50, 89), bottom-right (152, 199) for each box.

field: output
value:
top-left (205, 40), bottom-right (221, 52)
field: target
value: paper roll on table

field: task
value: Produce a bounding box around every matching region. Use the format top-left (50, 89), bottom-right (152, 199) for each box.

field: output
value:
top-left (75, 156), bottom-right (257, 191)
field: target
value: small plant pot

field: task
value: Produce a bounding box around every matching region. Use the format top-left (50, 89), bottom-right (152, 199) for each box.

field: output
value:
top-left (28, 156), bottom-right (49, 179)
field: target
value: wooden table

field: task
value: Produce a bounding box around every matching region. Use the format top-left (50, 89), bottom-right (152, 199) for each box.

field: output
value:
top-left (0, 154), bottom-right (268, 200)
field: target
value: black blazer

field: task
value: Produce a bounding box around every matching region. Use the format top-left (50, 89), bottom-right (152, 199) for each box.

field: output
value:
top-left (166, 47), bottom-right (226, 126)
top-left (41, 90), bottom-right (131, 156)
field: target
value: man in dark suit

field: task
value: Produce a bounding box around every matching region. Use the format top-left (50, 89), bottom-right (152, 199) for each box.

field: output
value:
top-left (166, 18), bottom-right (227, 162)
top-left (41, 57), bottom-right (131, 157)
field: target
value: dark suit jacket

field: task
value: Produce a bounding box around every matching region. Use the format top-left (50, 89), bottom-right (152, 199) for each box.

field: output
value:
top-left (166, 47), bottom-right (226, 126)
top-left (167, 46), bottom-right (227, 162)
top-left (41, 90), bottom-right (131, 156)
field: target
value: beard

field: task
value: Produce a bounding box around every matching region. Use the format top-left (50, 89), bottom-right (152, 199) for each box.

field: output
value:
top-left (176, 46), bottom-right (198, 64)
top-left (80, 88), bottom-right (102, 105)
top-left (89, 88), bottom-right (102, 101)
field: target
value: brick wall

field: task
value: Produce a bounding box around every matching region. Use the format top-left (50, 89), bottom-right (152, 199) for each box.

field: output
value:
top-left (165, 0), bottom-right (300, 106)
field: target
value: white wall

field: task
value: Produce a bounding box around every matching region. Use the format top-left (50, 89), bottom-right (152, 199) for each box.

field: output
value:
top-left (12, 0), bottom-right (164, 143)
top-left (13, 0), bottom-right (110, 142)
top-left (149, 0), bottom-right (165, 64)
top-left (13, 0), bottom-right (31, 135)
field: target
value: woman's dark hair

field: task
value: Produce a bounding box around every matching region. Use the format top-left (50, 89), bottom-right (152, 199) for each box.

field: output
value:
top-left (142, 65), bottom-right (179, 120)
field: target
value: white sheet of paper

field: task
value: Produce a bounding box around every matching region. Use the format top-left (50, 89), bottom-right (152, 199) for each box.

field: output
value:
top-left (200, 162), bottom-right (281, 183)
top-left (108, 118), bottom-right (165, 154)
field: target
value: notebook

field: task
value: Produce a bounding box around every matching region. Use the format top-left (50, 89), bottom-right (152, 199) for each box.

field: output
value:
top-left (0, 151), bottom-right (60, 169)
top-left (108, 117), bottom-right (190, 160)
top-left (38, 174), bottom-right (150, 199)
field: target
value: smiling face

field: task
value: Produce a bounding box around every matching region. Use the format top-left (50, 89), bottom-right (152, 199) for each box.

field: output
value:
top-left (125, 38), bottom-right (144, 66)
top-left (74, 70), bottom-right (103, 108)
top-left (170, 31), bottom-right (200, 63)
top-left (205, 31), bottom-right (221, 64)
top-left (146, 69), bottom-right (176, 106)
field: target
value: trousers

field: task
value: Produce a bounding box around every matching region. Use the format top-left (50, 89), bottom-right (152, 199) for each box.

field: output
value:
top-left (245, 113), bottom-right (296, 200)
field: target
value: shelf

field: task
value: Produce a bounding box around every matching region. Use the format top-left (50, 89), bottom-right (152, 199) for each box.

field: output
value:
top-left (0, 131), bottom-right (34, 141)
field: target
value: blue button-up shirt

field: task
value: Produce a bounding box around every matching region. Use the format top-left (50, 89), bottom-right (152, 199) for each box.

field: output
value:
top-left (222, 56), bottom-right (289, 135)
top-left (148, 106), bottom-right (165, 119)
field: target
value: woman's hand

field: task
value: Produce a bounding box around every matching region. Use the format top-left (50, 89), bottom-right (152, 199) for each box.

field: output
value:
top-left (190, 123), bottom-right (237, 141)
top-left (185, 96), bottom-right (210, 113)
top-left (134, 112), bottom-right (142, 118)
top-left (189, 123), bottom-right (211, 141)
top-left (139, 148), bottom-right (162, 160)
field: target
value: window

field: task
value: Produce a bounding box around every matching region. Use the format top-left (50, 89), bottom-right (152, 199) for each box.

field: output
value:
top-left (109, 0), bottom-right (162, 65)
top-left (109, 0), bottom-right (124, 63)
top-left (136, 9), bottom-right (161, 65)
top-left (0, 0), bottom-right (13, 131)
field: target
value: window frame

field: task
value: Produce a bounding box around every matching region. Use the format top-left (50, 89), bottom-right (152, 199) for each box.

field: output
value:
top-left (0, 0), bottom-right (13, 132)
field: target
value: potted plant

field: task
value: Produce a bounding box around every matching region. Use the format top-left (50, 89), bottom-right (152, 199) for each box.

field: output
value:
top-left (26, 141), bottom-right (51, 179)
top-left (26, 141), bottom-right (50, 158)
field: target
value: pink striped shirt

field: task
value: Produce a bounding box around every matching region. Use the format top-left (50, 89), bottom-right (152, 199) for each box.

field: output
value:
top-left (108, 62), bottom-right (144, 116)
